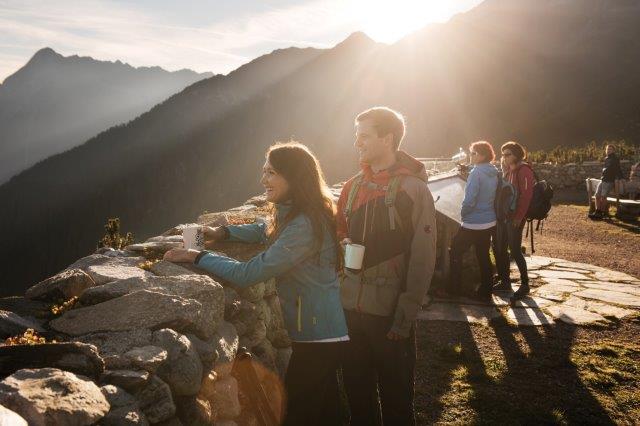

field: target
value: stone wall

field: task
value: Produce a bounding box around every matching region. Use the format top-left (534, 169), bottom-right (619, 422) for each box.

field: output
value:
top-left (532, 160), bottom-right (632, 190)
top-left (0, 194), bottom-right (292, 425)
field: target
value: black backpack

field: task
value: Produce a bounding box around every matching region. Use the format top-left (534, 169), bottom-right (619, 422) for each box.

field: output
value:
top-left (526, 174), bottom-right (554, 221)
top-left (517, 164), bottom-right (554, 252)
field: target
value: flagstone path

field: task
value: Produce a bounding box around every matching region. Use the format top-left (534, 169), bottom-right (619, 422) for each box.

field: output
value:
top-left (418, 256), bottom-right (640, 326)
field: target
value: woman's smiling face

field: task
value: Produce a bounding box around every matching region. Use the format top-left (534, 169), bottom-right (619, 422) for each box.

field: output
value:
top-left (261, 159), bottom-right (290, 203)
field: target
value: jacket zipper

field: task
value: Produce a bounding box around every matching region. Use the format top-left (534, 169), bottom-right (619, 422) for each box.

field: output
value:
top-left (297, 295), bottom-right (302, 332)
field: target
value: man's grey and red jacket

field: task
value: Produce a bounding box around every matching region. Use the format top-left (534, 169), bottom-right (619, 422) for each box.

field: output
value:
top-left (336, 151), bottom-right (437, 337)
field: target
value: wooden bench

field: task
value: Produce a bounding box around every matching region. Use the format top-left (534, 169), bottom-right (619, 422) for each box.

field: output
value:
top-left (586, 178), bottom-right (640, 218)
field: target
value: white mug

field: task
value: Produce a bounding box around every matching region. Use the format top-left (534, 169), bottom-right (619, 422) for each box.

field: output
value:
top-left (344, 243), bottom-right (365, 270)
top-left (183, 226), bottom-right (205, 250)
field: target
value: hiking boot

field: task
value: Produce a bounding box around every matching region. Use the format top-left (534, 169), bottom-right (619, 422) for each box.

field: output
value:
top-left (512, 284), bottom-right (530, 300)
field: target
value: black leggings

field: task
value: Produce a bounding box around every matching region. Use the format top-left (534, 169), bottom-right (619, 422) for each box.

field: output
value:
top-left (449, 226), bottom-right (495, 296)
top-left (283, 341), bottom-right (345, 425)
top-left (495, 221), bottom-right (529, 285)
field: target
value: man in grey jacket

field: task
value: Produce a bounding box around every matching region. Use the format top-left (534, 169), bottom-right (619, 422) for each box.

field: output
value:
top-left (337, 107), bottom-right (437, 425)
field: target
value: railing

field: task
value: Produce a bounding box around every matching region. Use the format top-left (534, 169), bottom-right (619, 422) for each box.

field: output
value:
top-left (417, 157), bottom-right (458, 174)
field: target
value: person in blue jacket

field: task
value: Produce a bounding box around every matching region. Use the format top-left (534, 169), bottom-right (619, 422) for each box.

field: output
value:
top-left (164, 142), bottom-right (348, 425)
top-left (435, 141), bottom-right (499, 302)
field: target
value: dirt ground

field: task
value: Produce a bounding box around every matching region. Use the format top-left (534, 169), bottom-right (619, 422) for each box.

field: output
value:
top-left (414, 192), bottom-right (640, 425)
top-left (530, 191), bottom-right (640, 279)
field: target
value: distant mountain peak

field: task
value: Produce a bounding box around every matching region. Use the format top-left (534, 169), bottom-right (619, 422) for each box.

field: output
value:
top-left (29, 47), bottom-right (62, 63)
top-left (336, 32), bottom-right (377, 49)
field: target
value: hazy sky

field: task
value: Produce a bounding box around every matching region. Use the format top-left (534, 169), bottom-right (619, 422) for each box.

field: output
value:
top-left (0, 0), bottom-right (483, 82)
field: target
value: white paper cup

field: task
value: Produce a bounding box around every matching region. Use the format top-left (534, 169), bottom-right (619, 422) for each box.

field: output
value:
top-left (183, 226), bottom-right (205, 250)
top-left (344, 243), bottom-right (365, 270)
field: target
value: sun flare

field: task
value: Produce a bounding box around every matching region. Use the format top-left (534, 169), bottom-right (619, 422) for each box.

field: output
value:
top-left (350, 0), bottom-right (460, 43)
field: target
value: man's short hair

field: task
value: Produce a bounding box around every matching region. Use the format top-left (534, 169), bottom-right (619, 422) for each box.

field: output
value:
top-left (356, 107), bottom-right (406, 150)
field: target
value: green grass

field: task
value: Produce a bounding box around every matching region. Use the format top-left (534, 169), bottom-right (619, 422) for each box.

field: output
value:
top-left (415, 322), bottom-right (640, 425)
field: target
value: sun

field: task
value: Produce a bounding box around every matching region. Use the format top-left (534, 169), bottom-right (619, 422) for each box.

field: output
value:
top-left (349, 0), bottom-right (460, 43)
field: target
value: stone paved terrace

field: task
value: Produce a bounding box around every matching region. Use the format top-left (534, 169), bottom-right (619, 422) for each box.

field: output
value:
top-left (418, 256), bottom-right (640, 326)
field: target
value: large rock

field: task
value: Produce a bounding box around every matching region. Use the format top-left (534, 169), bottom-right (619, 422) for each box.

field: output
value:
top-left (0, 310), bottom-right (44, 338)
top-left (0, 404), bottom-right (27, 425)
top-left (66, 254), bottom-right (152, 285)
top-left (195, 213), bottom-right (229, 228)
top-left (152, 329), bottom-right (203, 396)
top-left (101, 370), bottom-right (149, 393)
top-left (198, 371), bottom-right (218, 401)
top-left (185, 334), bottom-right (218, 370)
top-left (124, 346), bottom-right (168, 373)
top-left (210, 376), bottom-right (241, 421)
top-left (0, 368), bottom-right (110, 426)
top-left (239, 321), bottom-right (267, 350)
top-left (100, 385), bottom-right (148, 426)
top-left (124, 241), bottom-right (182, 254)
top-left (77, 329), bottom-right (153, 369)
top-left (25, 269), bottom-right (95, 301)
top-left (0, 342), bottom-right (104, 380)
top-left (135, 376), bottom-right (176, 424)
top-left (0, 297), bottom-right (50, 320)
top-left (230, 300), bottom-right (258, 336)
top-left (236, 282), bottom-right (266, 303)
top-left (50, 290), bottom-right (215, 339)
top-left (75, 275), bottom-right (224, 339)
top-left (162, 223), bottom-right (205, 237)
top-left (174, 396), bottom-right (212, 425)
top-left (78, 275), bottom-right (213, 306)
top-left (213, 322), bottom-right (239, 378)
top-left (223, 287), bottom-right (242, 321)
top-left (149, 261), bottom-right (194, 277)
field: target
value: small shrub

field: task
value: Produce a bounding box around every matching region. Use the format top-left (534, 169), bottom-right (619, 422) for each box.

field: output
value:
top-left (97, 217), bottom-right (134, 250)
top-left (50, 296), bottom-right (79, 316)
top-left (528, 140), bottom-right (639, 164)
top-left (4, 328), bottom-right (55, 346)
top-left (138, 259), bottom-right (160, 271)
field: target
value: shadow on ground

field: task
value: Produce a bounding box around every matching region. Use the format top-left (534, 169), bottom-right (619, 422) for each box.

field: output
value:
top-left (414, 311), bottom-right (640, 424)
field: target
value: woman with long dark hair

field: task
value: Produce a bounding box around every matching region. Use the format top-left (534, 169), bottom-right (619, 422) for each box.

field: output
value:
top-left (494, 141), bottom-right (534, 299)
top-left (164, 142), bottom-right (348, 425)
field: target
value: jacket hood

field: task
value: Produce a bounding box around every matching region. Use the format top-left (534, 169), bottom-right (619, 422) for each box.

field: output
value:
top-left (360, 151), bottom-right (427, 182)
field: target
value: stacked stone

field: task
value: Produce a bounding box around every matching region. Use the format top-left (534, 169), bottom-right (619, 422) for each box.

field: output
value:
top-left (532, 160), bottom-right (632, 190)
top-left (0, 194), bottom-right (291, 425)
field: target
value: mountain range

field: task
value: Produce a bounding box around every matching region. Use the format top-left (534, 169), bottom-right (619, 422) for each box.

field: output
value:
top-left (2, 0), bottom-right (640, 295)
top-left (0, 48), bottom-right (212, 183)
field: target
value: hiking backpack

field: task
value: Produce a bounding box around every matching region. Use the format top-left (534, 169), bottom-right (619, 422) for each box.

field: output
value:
top-left (517, 164), bottom-right (554, 253)
top-left (526, 173), bottom-right (554, 222)
top-left (344, 173), bottom-right (404, 232)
